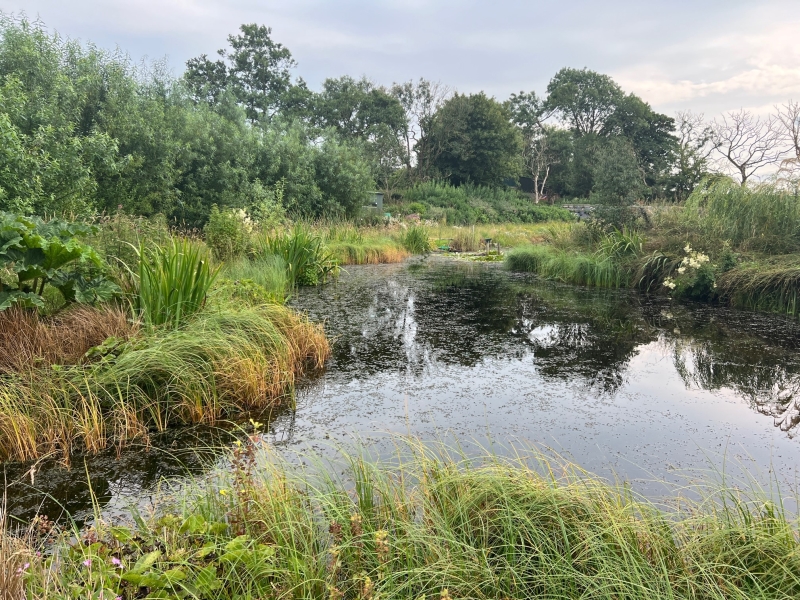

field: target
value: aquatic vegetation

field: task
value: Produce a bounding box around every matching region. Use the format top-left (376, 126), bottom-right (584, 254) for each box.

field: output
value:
top-left (14, 442), bottom-right (800, 599)
top-left (135, 238), bottom-right (219, 328)
top-left (0, 305), bottom-right (329, 461)
top-left (219, 255), bottom-right (289, 302)
top-left (256, 224), bottom-right (337, 287)
top-left (507, 245), bottom-right (627, 288)
top-left (400, 225), bottom-right (431, 254)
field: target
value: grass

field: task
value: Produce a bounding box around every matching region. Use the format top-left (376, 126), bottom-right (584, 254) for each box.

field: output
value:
top-left (220, 255), bottom-right (290, 302)
top-left (507, 244), bottom-right (628, 288)
top-left (504, 180), bottom-right (800, 318)
top-left (136, 238), bottom-right (219, 328)
top-left (0, 304), bottom-right (329, 462)
top-left (13, 441), bottom-right (800, 599)
top-left (400, 225), bottom-right (431, 254)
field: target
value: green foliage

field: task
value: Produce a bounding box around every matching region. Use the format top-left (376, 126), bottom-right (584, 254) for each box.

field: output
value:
top-left (684, 178), bottom-right (800, 253)
top-left (597, 227), bottom-right (645, 259)
top-left (257, 225), bottom-right (337, 287)
top-left (507, 244), bottom-right (627, 288)
top-left (23, 444), bottom-right (800, 599)
top-left (421, 92), bottom-right (522, 186)
top-left (401, 225), bottom-right (431, 254)
top-left (546, 67), bottom-right (624, 136)
top-left (400, 181), bottom-right (575, 225)
top-left (204, 206), bottom-right (253, 260)
top-left (135, 239), bottom-right (219, 328)
top-left (218, 255), bottom-right (288, 303)
top-left (0, 212), bottom-right (119, 311)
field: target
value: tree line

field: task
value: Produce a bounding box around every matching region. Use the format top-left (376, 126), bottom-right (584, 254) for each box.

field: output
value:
top-left (1, 15), bottom-right (798, 225)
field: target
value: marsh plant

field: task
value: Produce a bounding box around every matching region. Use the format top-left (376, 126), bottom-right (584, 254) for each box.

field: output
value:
top-left (14, 442), bottom-right (800, 599)
top-left (257, 225), bottom-right (337, 287)
top-left (135, 239), bottom-right (219, 328)
top-left (400, 225), bottom-right (431, 254)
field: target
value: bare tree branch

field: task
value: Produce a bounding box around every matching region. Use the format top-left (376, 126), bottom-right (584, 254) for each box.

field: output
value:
top-left (711, 109), bottom-right (785, 185)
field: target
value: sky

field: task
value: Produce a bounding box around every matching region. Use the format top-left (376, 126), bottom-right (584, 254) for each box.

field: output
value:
top-left (2, 0), bottom-right (799, 119)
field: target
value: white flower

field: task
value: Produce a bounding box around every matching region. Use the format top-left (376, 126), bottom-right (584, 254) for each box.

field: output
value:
top-left (663, 277), bottom-right (676, 290)
top-left (677, 266), bottom-right (686, 274)
top-left (684, 244), bottom-right (692, 253)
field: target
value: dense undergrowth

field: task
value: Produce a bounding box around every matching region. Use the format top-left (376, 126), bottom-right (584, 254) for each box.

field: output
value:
top-left (390, 181), bottom-right (576, 225)
top-left (6, 441), bottom-right (799, 599)
top-left (507, 179), bottom-right (800, 317)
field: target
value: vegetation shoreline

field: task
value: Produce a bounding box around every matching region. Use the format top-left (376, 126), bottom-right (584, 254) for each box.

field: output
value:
top-left (4, 441), bottom-right (799, 599)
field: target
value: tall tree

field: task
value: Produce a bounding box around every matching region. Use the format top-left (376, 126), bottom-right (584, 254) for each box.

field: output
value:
top-left (546, 68), bottom-right (624, 136)
top-left (670, 111), bottom-right (713, 201)
top-left (602, 93), bottom-right (677, 197)
top-left (421, 93), bottom-right (521, 186)
top-left (712, 109), bottom-right (784, 185)
top-left (185, 24), bottom-right (299, 122)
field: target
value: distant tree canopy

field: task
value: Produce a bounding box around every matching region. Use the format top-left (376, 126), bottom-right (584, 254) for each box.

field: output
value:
top-left (3, 15), bottom-right (769, 224)
top-left (421, 93), bottom-right (521, 186)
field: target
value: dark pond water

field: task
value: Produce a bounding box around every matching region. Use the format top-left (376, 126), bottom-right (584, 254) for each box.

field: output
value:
top-left (6, 257), bottom-right (800, 523)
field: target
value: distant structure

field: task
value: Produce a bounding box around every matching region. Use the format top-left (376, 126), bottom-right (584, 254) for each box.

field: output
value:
top-left (363, 191), bottom-right (384, 215)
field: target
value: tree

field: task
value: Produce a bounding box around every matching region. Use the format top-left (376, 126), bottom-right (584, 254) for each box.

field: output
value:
top-left (602, 94), bottom-right (677, 197)
top-left (185, 24), bottom-right (299, 122)
top-left (391, 78), bottom-right (452, 178)
top-left (421, 93), bottom-right (521, 186)
top-left (521, 126), bottom-right (562, 203)
top-left (711, 109), bottom-right (784, 185)
top-left (590, 137), bottom-right (646, 206)
top-left (773, 100), bottom-right (800, 179)
top-left (670, 111), bottom-right (713, 201)
top-left (546, 68), bottom-right (624, 136)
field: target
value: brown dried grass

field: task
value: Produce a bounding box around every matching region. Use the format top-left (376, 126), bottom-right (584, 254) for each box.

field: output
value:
top-left (0, 305), bottom-right (137, 373)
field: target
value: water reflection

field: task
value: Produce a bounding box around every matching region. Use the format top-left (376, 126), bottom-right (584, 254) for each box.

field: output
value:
top-left (296, 258), bottom-right (800, 433)
top-left (6, 257), bottom-right (800, 524)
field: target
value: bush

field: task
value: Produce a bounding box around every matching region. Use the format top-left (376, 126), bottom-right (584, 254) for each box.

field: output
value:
top-left (399, 181), bottom-right (575, 225)
top-left (204, 206), bottom-right (253, 260)
top-left (0, 212), bottom-right (120, 311)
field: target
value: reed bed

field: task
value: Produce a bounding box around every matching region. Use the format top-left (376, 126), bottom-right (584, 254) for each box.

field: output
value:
top-left (507, 245), bottom-right (628, 288)
top-left (16, 442), bottom-right (800, 599)
top-left (0, 305), bottom-right (329, 462)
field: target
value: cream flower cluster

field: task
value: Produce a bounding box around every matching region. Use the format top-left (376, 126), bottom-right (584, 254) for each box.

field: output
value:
top-left (680, 244), bottom-right (710, 271)
top-left (234, 208), bottom-right (254, 233)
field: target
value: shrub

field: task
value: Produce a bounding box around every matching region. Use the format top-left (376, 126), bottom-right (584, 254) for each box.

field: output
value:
top-left (219, 255), bottom-right (289, 303)
top-left (204, 206), bottom-right (253, 260)
top-left (135, 239), bottom-right (219, 328)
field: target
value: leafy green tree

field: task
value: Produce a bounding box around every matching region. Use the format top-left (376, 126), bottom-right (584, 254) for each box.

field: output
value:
top-left (421, 93), bottom-right (521, 186)
top-left (590, 137), bottom-right (646, 205)
top-left (602, 94), bottom-right (677, 197)
top-left (185, 23), bottom-right (301, 122)
top-left (546, 68), bottom-right (624, 136)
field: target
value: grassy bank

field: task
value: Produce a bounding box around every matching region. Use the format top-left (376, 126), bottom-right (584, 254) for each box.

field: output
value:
top-left (0, 303), bottom-right (328, 462)
top-left (506, 180), bottom-right (800, 317)
top-left (9, 442), bottom-right (800, 599)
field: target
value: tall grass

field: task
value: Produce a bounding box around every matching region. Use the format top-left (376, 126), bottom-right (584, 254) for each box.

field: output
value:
top-left (256, 224), bottom-right (336, 287)
top-left (684, 179), bottom-right (800, 253)
top-left (400, 225), bottom-right (431, 254)
top-left (507, 245), bottom-right (627, 288)
top-left (20, 442), bottom-right (800, 599)
top-left (0, 305), bottom-right (329, 461)
top-left (220, 255), bottom-right (289, 302)
top-left (136, 239), bottom-right (219, 328)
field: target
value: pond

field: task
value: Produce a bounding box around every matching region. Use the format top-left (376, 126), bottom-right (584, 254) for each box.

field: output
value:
top-left (6, 257), bottom-right (800, 523)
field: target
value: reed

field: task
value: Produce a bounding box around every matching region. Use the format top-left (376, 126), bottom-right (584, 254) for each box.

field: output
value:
top-left (507, 245), bottom-right (627, 288)
top-left (19, 442), bottom-right (800, 599)
top-left (135, 238), bottom-right (219, 328)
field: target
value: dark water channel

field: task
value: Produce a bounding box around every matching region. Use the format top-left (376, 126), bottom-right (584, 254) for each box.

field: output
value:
top-left (6, 257), bottom-right (800, 523)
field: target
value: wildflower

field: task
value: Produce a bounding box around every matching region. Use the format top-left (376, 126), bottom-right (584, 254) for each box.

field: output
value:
top-left (663, 277), bottom-right (676, 290)
top-left (440, 589), bottom-right (452, 600)
top-left (219, 489), bottom-right (229, 496)
top-left (83, 558), bottom-right (92, 568)
top-left (111, 557), bottom-right (122, 567)
top-left (677, 266), bottom-right (686, 274)
top-left (249, 418), bottom-right (263, 431)
top-left (684, 243), bottom-right (692, 253)
top-left (16, 562), bottom-right (29, 575)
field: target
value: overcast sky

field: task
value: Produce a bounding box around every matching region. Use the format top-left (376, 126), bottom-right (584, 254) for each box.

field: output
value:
top-left (3, 0), bottom-right (799, 118)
